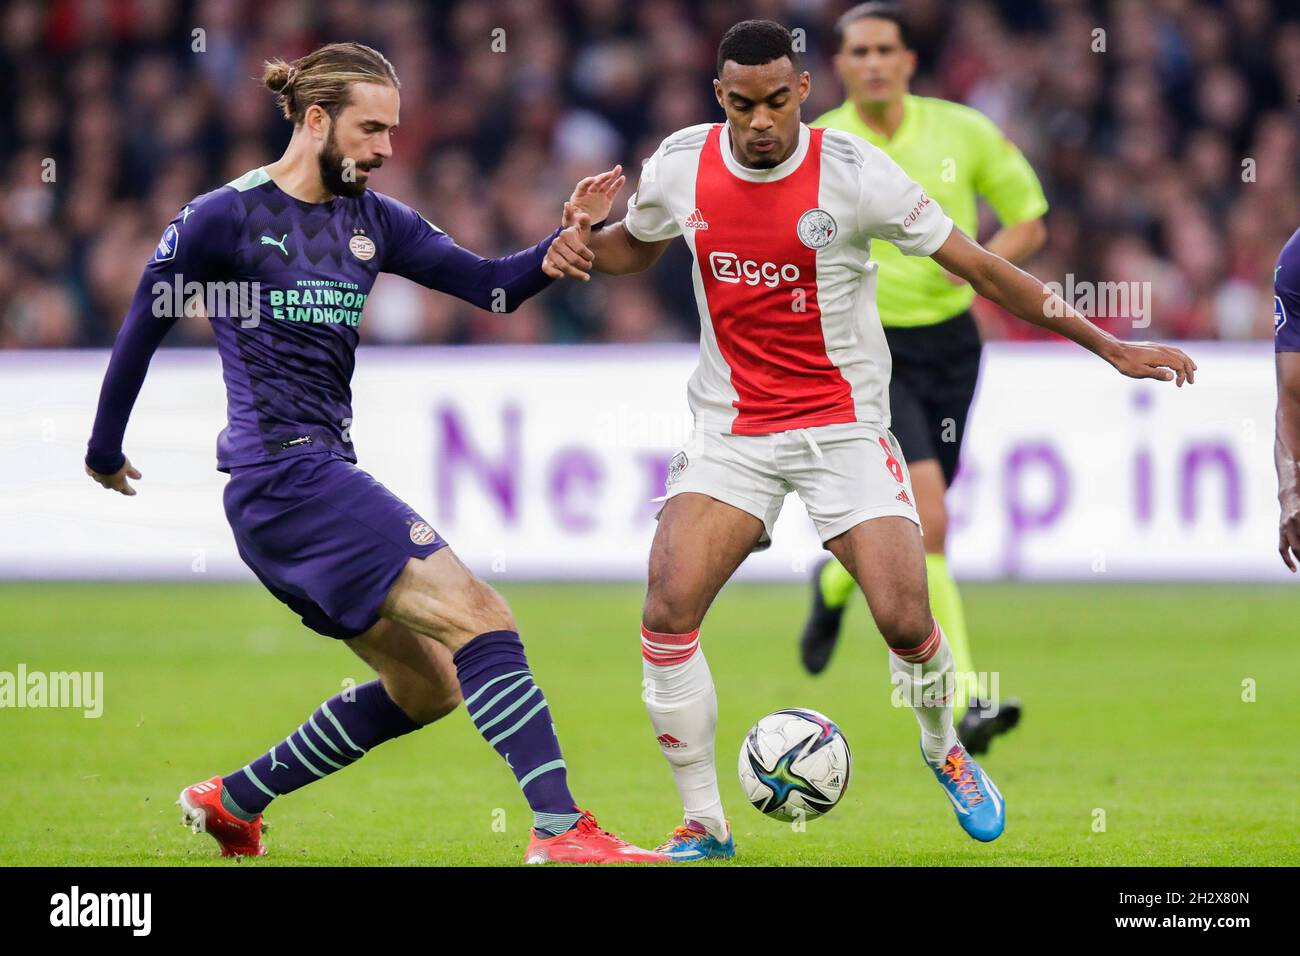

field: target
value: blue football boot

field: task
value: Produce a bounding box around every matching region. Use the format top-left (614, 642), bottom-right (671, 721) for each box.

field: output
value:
top-left (655, 820), bottom-right (736, 861)
top-left (925, 741), bottom-right (1005, 842)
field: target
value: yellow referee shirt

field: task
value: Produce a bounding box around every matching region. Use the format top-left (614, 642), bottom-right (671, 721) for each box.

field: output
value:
top-left (814, 94), bottom-right (1048, 327)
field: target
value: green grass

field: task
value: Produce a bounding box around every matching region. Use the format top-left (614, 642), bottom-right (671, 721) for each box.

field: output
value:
top-left (0, 581), bottom-right (1297, 866)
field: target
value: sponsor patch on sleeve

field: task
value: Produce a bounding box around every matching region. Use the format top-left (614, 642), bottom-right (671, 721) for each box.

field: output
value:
top-left (154, 223), bottom-right (179, 262)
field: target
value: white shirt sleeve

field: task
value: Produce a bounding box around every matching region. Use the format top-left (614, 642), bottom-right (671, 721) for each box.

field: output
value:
top-left (623, 145), bottom-right (681, 243)
top-left (859, 151), bottom-right (954, 257)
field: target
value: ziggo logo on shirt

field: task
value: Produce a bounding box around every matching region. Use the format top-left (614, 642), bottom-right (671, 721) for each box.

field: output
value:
top-left (708, 251), bottom-right (801, 288)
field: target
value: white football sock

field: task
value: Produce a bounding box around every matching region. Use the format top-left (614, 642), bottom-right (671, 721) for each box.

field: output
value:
top-left (889, 620), bottom-right (958, 764)
top-left (641, 625), bottom-right (726, 839)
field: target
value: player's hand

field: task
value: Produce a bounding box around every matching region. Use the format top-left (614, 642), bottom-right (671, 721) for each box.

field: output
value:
top-left (85, 456), bottom-right (142, 496)
top-left (1279, 492), bottom-right (1300, 572)
top-left (542, 203), bottom-right (595, 282)
top-left (567, 164), bottom-right (625, 227)
top-left (1106, 341), bottom-right (1197, 386)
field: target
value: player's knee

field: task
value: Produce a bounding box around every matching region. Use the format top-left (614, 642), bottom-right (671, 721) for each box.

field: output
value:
top-left (641, 590), bottom-right (703, 636)
top-left (874, 601), bottom-right (933, 649)
top-left (476, 580), bottom-right (517, 633)
top-left (444, 576), bottom-right (517, 641)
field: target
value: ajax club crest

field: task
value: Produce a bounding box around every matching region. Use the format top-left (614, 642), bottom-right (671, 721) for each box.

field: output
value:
top-left (667, 451), bottom-right (689, 485)
top-left (797, 208), bottom-right (837, 249)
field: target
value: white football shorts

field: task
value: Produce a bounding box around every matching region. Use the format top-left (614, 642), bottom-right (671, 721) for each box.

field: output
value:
top-left (660, 421), bottom-right (921, 549)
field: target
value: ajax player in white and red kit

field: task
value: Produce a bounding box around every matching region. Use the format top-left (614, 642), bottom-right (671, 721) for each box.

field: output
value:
top-left (564, 20), bottom-right (1196, 859)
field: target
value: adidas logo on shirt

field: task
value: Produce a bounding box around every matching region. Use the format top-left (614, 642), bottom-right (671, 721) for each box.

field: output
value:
top-left (683, 208), bottom-right (709, 230)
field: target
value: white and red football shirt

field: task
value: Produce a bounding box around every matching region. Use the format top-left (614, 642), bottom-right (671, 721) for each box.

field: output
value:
top-left (624, 122), bottom-right (954, 434)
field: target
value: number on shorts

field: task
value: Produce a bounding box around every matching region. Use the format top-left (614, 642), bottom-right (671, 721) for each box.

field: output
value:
top-left (878, 436), bottom-right (904, 484)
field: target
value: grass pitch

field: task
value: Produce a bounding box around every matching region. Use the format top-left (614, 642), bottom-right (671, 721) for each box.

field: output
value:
top-left (1, 580), bottom-right (1296, 866)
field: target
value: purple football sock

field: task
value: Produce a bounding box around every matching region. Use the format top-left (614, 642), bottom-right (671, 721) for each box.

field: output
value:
top-left (454, 630), bottom-right (580, 832)
top-left (221, 679), bottom-right (419, 818)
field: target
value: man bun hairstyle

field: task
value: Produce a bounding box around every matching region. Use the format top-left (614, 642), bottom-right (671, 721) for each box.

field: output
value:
top-left (263, 42), bottom-right (400, 124)
top-left (716, 19), bottom-right (798, 77)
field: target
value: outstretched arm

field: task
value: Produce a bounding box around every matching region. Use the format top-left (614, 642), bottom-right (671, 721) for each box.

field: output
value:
top-left (84, 272), bottom-right (176, 495)
top-left (545, 163), bottom-right (670, 277)
top-left (587, 222), bottom-right (671, 275)
top-left (539, 209), bottom-right (670, 278)
top-left (393, 226), bottom-right (565, 312)
top-left (983, 217), bottom-right (1046, 265)
top-left (86, 196), bottom-right (233, 495)
top-left (931, 227), bottom-right (1197, 385)
top-left (384, 167), bottom-right (632, 304)
top-left (1276, 352), bottom-right (1300, 570)
top-left (565, 142), bottom-right (678, 276)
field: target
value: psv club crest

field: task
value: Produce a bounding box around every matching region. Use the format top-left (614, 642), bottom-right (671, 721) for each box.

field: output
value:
top-left (350, 231), bottom-right (376, 261)
top-left (408, 519), bottom-right (436, 545)
top-left (797, 208), bottom-right (837, 249)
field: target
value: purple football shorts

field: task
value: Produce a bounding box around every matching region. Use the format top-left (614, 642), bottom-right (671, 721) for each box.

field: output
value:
top-left (223, 452), bottom-right (447, 639)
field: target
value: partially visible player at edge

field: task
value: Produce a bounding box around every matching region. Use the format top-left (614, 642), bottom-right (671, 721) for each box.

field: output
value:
top-left (83, 42), bottom-right (665, 865)
top-left (574, 20), bottom-right (1195, 860)
top-left (1273, 226), bottom-right (1300, 571)
top-left (799, 2), bottom-right (1041, 754)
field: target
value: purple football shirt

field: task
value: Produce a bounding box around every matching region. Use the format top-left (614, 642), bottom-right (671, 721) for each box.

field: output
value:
top-left (86, 167), bottom-right (560, 474)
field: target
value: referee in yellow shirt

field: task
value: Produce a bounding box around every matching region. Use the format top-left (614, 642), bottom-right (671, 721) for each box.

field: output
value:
top-left (800, 2), bottom-right (1045, 754)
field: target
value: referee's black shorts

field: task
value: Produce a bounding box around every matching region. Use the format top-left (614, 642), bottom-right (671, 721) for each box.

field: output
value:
top-left (883, 309), bottom-right (983, 487)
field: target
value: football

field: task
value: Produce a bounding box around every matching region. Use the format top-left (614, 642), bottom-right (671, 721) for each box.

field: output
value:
top-left (738, 708), bottom-right (852, 821)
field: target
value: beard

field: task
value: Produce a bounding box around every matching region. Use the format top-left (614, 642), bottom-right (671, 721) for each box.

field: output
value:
top-left (318, 127), bottom-right (375, 198)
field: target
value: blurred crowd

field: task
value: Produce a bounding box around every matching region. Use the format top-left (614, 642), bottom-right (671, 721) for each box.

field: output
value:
top-left (1, 0), bottom-right (1297, 349)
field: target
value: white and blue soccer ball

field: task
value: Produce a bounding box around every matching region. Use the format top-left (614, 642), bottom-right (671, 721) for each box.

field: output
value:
top-left (738, 708), bottom-right (851, 821)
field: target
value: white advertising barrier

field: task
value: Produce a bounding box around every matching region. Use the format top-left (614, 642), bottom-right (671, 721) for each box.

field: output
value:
top-left (0, 343), bottom-right (1289, 581)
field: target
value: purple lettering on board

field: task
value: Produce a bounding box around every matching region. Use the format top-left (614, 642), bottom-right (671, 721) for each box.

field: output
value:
top-left (1004, 442), bottom-right (1070, 575)
top-left (1180, 443), bottom-right (1242, 524)
top-left (1135, 449), bottom-right (1154, 524)
top-left (946, 459), bottom-right (974, 534)
top-left (549, 447), bottom-right (604, 533)
top-left (1133, 390), bottom-right (1154, 524)
top-left (435, 404), bottom-right (520, 524)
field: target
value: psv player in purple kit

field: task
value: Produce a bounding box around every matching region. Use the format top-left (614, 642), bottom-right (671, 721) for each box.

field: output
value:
top-left (1274, 226), bottom-right (1300, 570)
top-left (83, 43), bottom-right (663, 864)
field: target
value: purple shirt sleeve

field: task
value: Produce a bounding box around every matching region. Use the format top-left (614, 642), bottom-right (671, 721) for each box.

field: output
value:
top-left (378, 194), bottom-right (561, 312)
top-left (85, 193), bottom-right (235, 475)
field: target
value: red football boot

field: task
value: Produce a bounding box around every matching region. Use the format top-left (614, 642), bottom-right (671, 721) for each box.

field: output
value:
top-left (523, 809), bottom-right (668, 864)
top-left (178, 776), bottom-right (267, 857)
